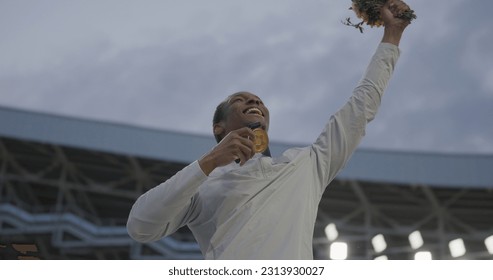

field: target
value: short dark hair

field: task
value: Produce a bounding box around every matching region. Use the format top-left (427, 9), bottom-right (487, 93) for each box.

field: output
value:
top-left (212, 100), bottom-right (229, 143)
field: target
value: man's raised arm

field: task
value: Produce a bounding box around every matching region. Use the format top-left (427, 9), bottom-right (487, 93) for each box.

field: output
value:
top-left (310, 0), bottom-right (410, 188)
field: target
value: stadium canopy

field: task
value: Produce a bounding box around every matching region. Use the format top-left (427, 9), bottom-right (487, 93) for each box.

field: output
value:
top-left (1, 105), bottom-right (492, 189)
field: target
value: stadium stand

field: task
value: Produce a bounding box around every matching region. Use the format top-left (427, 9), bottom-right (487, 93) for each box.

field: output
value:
top-left (1, 105), bottom-right (492, 259)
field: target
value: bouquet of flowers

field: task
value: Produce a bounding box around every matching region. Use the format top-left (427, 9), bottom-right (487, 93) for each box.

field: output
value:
top-left (343, 0), bottom-right (417, 33)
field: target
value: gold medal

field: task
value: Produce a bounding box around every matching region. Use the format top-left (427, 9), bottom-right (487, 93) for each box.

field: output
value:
top-left (252, 128), bottom-right (269, 153)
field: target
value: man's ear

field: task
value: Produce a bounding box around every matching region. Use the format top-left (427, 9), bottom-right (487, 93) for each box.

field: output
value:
top-left (213, 123), bottom-right (225, 140)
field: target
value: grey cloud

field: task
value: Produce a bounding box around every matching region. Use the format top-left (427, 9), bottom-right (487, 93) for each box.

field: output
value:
top-left (1, 0), bottom-right (492, 154)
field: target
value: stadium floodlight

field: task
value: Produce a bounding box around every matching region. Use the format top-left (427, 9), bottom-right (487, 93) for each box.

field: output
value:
top-left (371, 234), bottom-right (387, 253)
top-left (330, 242), bottom-right (348, 260)
top-left (408, 230), bottom-right (424, 250)
top-left (449, 238), bottom-right (466, 258)
top-left (414, 251), bottom-right (432, 260)
top-left (484, 235), bottom-right (493, 254)
top-left (374, 255), bottom-right (388, 260)
top-left (324, 223), bottom-right (339, 242)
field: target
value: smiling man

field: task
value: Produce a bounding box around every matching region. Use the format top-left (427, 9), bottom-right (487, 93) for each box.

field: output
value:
top-left (127, 0), bottom-right (411, 259)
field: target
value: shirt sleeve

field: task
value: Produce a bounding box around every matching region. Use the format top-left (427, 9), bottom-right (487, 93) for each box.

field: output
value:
top-left (126, 160), bottom-right (207, 242)
top-left (310, 43), bottom-right (400, 190)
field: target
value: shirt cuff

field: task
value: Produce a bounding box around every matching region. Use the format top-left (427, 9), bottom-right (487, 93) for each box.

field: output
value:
top-left (190, 160), bottom-right (209, 180)
top-left (379, 42), bottom-right (401, 56)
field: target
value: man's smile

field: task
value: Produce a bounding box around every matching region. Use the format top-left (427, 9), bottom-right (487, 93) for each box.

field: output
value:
top-left (243, 107), bottom-right (264, 116)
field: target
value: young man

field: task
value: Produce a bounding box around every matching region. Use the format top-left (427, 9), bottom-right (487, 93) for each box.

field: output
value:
top-left (127, 0), bottom-right (410, 259)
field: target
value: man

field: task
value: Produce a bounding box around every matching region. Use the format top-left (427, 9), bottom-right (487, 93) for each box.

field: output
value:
top-left (127, 0), bottom-right (410, 259)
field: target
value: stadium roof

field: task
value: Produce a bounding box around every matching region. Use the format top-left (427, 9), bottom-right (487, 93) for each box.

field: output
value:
top-left (2, 105), bottom-right (492, 189)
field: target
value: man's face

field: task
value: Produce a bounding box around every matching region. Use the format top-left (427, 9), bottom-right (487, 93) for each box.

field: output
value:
top-left (215, 92), bottom-right (270, 140)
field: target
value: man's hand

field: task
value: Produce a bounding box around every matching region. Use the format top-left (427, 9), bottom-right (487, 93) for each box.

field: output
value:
top-left (198, 127), bottom-right (256, 176)
top-left (381, 0), bottom-right (410, 46)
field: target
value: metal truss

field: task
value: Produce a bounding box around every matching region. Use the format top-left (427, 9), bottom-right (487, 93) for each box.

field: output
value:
top-left (0, 136), bottom-right (198, 259)
top-left (314, 180), bottom-right (493, 260)
top-left (1, 136), bottom-right (492, 259)
top-left (0, 204), bottom-right (201, 259)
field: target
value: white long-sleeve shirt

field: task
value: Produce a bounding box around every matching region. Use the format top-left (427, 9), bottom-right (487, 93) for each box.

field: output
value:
top-left (127, 43), bottom-right (400, 259)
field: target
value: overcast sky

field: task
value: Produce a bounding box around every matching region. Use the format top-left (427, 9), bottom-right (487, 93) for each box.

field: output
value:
top-left (1, 0), bottom-right (492, 154)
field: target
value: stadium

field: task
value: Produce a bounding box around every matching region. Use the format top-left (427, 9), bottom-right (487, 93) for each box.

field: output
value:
top-left (1, 105), bottom-right (492, 260)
